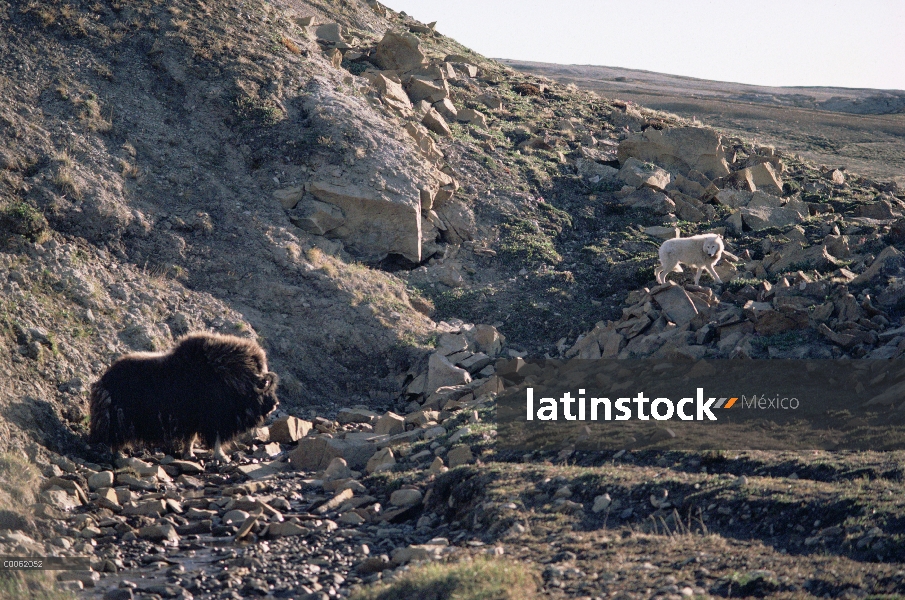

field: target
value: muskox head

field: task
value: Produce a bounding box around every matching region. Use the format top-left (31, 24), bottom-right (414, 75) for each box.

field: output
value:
top-left (254, 371), bottom-right (280, 422)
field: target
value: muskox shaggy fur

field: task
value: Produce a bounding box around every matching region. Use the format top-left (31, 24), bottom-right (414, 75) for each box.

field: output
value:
top-left (89, 332), bottom-right (279, 461)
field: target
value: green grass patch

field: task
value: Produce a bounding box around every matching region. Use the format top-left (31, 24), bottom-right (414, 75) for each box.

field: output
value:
top-left (498, 203), bottom-right (573, 268)
top-left (0, 201), bottom-right (50, 243)
top-left (752, 330), bottom-right (805, 352)
top-left (232, 95), bottom-right (284, 128)
top-left (429, 288), bottom-right (499, 323)
top-left (725, 278), bottom-right (761, 293)
top-left (350, 557), bottom-right (539, 600)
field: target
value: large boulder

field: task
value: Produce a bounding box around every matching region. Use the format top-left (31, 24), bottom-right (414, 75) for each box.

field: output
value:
top-left (314, 23), bottom-right (345, 44)
top-left (287, 198), bottom-right (346, 235)
top-left (404, 77), bottom-right (448, 103)
top-left (737, 192), bottom-right (807, 231)
top-left (432, 98), bottom-right (458, 121)
top-left (620, 187), bottom-right (676, 215)
top-left (422, 107), bottom-right (452, 136)
top-left (652, 285), bottom-right (699, 325)
top-left (617, 157), bottom-right (670, 190)
top-left (288, 436), bottom-right (378, 471)
top-left (372, 74), bottom-right (412, 114)
top-left (575, 158), bottom-right (619, 183)
top-left (747, 162), bottom-right (784, 195)
top-left (714, 188), bottom-right (752, 209)
top-left (854, 198), bottom-right (901, 220)
top-left (404, 122), bottom-right (444, 162)
top-left (617, 127), bottom-right (731, 180)
top-left (436, 199), bottom-right (476, 244)
top-left (374, 31), bottom-right (427, 72)
top-left (308, 181), bottom-right (422, 262)
top-left (852, 246), bottom-right (905, 285)
top-left (425, 352), bottom-right (471, 396)
top-left (456, 108), bottom-right (488, 129)
top-left (763, 241), bottom-right (839, 274)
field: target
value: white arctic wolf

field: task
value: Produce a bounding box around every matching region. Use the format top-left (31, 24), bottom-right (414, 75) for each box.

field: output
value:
top-left (655, 233), bottom-right (724, 286)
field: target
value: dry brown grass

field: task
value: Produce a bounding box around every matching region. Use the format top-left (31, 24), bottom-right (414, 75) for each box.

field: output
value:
top-left (52, 168), bottom-right (81, 200)
top-left (83, 103), bottom-right (112, 133)
top-left (305, 246), bottom-right (338, 277)
top-left (281, 36), bottom-right (301, 55)
top-left (118, 158), bottom-right (140, 179)
top-left (0, 453), bottom-right (41, 509)
top-left (0, 571), bottom-right (76, 600)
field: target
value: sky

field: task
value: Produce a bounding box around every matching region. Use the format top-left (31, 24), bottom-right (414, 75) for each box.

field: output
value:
top-left (382, 1), bottom-right (905, 91)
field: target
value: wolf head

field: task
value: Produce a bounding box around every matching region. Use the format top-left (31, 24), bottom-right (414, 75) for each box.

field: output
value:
top-left (703, 235), bottom-right (724, 258)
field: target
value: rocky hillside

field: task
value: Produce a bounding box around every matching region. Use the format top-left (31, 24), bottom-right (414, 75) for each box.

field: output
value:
top-left (2, 0), bottom-right (905, 598)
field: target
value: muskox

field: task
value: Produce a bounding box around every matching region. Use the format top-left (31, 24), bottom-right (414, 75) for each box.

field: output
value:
top-left (89, 332), bottom-right (279, 461)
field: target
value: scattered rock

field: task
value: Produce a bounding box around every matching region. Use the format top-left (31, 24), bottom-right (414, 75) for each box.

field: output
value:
top-left (269, 416), bottom-right (313, 443)
top-left (372, 73), bottom-right (413, 113)
top-left (575, 158), bottom-right (619, 182)
top-left (273, 186), bottom-right (305, 209)
top-left (392, 541), bottom-right (445, 564)
top-left (405, 77), bottom-right (448, 104)
top-left (425, 352), bottom-right (472, 396)
top-left (617, 157), bottom-right (671, 191)
top-left (446, 444), bottom-right (473, 468)
top-left (644, 226), bottom-right (679, 240)
top-left (87, 471), bottom-right (114, 491)
top-left (374, 31), bottom-right (427, 72)
top-left (620, 187), bottom-right (676, 215)
top-left (652, 285), bottom-right (699, 325)
top-left (747, 162), bottom-right (784, 195)
top-left (374, 412), bottom-right (406, 435)
top-left (289, 436), bottom-right (378, 471)
top-left (389, 488), bottom-right (423, 507)
top-left (422, 107), bottom-right (452, 136)
top-left (337, 407), bottom-right (379, 425)
top-left (617, 126), bottom-right (730, 179)
top-left (592, 494), bottom-right (612, 513)
top-left (737, 192), bottom-right (807, 230)
top-left (366, 447), bottom-right (396, 474)
top-left (852, 246), bottom-right (905, 285)
top-left (456, 108), bottom-right (488, 129)
top-left (323, 457), bottom-right (353, 481)
top-left (314, 22), bottom-right (345, 44)
top-left (137, 524), bottom-right (179, 544)
top-left (288, 199), bottom-right (346, 236)
top-left (432, 98), bottom-right (458, 121)
top-left (267, 522), bottom-right (309, 537)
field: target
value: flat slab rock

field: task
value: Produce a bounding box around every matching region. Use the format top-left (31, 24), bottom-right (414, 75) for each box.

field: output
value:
top-left (308, 180), bottom-right (422, 262)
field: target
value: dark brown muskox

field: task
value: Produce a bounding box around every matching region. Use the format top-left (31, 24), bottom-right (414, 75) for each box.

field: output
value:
top-left (89, 332), bottom-right (279, 461)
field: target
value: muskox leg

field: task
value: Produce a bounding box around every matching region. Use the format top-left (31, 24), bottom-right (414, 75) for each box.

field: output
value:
top-left (212, 435), bottom-right (230, 462)
top-left (183, 433), bottom-right (198, 459)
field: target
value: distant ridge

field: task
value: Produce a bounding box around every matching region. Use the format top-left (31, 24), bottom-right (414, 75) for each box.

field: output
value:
top-left (499, 59), bottom-right (905, 115)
